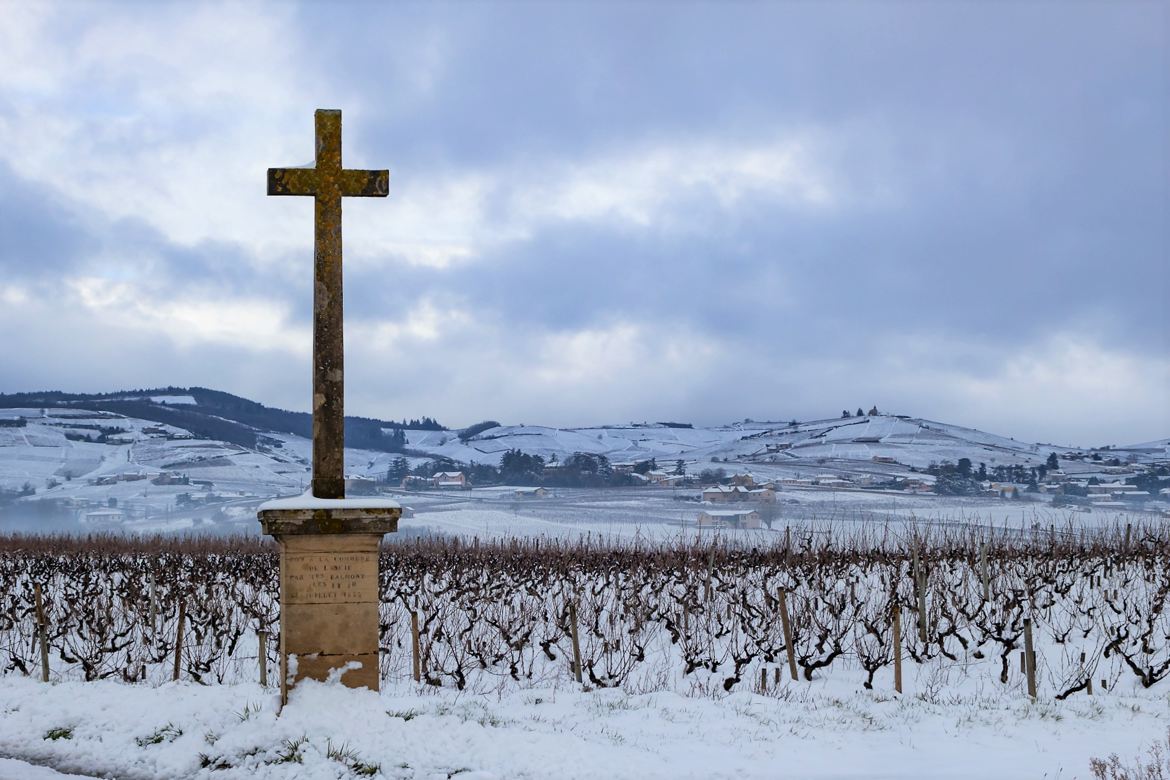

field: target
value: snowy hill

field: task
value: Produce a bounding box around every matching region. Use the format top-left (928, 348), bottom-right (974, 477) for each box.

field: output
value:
top-left (432, 414), bottom-right (1078, 471)
top-left (0, 389), bottom-right (1165, 532)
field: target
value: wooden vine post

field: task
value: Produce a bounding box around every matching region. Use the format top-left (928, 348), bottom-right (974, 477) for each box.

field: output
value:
top-left (912, 547), bottom-right (928, 643)
top-left (777, 589), bottom-right (798, 681)
top-left (979, 542), bottom-right (990, 602)
top-left (148, 569), bottom-right (158, 642)
top-left (257, 630), bottom-right (269, 687)
top-left (34, 583), bottom-right (49, 683)
top-left (704, 551), bottom-right (714, 604)
top-left (892, 603), bottom-right (902, 694)
top-left (569, 602), bottom-right (584, 684)
top-left (1023, 618), bottom-right (1037, 699)
top-left (410, 609), bottom-right (421, 683)
top-left (172, 598), bottom-right (186, 682)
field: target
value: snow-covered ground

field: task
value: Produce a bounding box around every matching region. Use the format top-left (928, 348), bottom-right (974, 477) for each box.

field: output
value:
top-left (0, 757), bottom-right (95, 780)
top-left (0, 675), bottom-right (1163, 779)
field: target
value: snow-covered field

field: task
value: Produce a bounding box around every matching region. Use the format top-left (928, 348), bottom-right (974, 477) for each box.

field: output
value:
top-left (0, 675), bottom-right (1164, 779)
top-left (4, 523), bottom-right (1169, 778)
top-left (1, 403), bottom-right (1166, 777)
top-left (396, 486), bottom-right (1150, 544)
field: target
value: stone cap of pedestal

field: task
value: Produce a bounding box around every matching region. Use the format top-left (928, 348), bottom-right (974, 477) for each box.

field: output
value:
top-left (257, 493), bottom-right (401, 536)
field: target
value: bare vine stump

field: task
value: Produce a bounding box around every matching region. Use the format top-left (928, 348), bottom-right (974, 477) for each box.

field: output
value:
top-left (259, 500), bottom-right (399, 706)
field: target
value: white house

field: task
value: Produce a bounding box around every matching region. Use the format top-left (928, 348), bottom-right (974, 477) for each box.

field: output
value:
top-left (432, 471), bottom-right (468, 489)
top-left (697, 509), bottom-right (762, 530)
top-left (82, 509), bottom-right (125, 525)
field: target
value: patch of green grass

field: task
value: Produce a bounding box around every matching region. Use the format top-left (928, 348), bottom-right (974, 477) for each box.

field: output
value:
top-left (136, 723), bottom-right (183, 747)
top-left (44, 727), bottom-right (72, 741)
top-left (387, 708), bottom-right (421, 721)
top-left (476, 712), bottom-right (507, 728)
top-left (352, 761), bottom-right (381, 777)
top-left (199, 753), bottom-right (233, 771)
top-left (271, 735), bottom-right (307, 765)
top-left (235, 701), bottom-right (262, 722)
top-left (326, 738), bottom-right (381, 776)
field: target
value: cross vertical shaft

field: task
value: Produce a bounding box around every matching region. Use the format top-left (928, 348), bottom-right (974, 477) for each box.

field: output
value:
top-left (267, 109), bottom-right (389, 499)
top-left (313, 110), bottom-right (345, 499)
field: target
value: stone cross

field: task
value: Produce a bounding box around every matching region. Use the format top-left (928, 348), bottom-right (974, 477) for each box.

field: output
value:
top-left (260, 110), bottom-right (399, 705)
top-left (267, 108), bottom-right (389, 499)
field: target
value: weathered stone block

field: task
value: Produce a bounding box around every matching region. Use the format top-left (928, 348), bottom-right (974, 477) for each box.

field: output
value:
top-left (281, 602), bottom-right (379, 656)
top-left (285, 651), bottom-right (381, 692)
top-left (258, 502), bottom-right (399, 706)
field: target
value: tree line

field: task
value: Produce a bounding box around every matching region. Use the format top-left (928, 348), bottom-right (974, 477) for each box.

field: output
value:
top-left (383, 449), bottom-right (685, 488)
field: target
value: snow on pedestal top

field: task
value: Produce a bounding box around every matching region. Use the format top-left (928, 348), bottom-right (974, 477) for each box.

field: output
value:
top-left (257, 490), bottom-right (401, 512)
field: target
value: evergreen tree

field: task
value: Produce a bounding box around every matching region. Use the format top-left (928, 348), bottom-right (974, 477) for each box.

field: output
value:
top-left (1046, 452), bottom-right (1059, 470)
top-left (856, 408), bottom-right (864, 417)
top-left (386, 457), bottom-right (409, 483)
top-left (500, 449), bottom-right (545, 484)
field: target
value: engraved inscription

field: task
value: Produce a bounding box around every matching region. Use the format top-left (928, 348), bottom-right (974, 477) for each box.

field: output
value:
top-left (285, 552), bottom-right (378, 603)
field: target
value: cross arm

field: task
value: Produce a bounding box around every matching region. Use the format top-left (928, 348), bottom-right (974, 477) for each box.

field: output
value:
top-left (340, 169), bottom-right (390, 198)
top-left (268, 167), bottom-right (318, 196)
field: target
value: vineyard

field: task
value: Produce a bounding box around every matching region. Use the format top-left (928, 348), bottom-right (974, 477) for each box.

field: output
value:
top-left (2, 521), bottom-right (1167, 704)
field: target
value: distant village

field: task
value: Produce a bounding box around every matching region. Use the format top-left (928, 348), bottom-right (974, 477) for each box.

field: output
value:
top-left (355, 449), bottom-right (1170, 531)
top-left (2, 407), bottom-right (1167, 531)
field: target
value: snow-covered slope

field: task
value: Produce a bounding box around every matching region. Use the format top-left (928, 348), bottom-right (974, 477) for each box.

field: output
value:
top-left (715, 415), bottom-right (1052, 469)
top-left (406, 424), bottom-right (742, 465)
top-left (1, 397), bottom-right (1165, 532)
top-left (420, 414), bottom-right (1081, 470)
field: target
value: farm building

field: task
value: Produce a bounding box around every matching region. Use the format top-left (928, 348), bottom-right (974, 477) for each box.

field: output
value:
top-left (345, 476), bottom-right (378, 495)
top-left (432, 471), bottom-right (468, 489)
top-left (646, 471), bottom-right (684, 486)
top-left (697, 509), bottom-right (762, 530)
top-left (702, 485), bottom-right (776, 503)
top-left (81, 509), bottom-right (125, 525)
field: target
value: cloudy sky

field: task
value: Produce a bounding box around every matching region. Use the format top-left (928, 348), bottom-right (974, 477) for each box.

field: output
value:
top-left (0, 1), bottom-right (1166, 446)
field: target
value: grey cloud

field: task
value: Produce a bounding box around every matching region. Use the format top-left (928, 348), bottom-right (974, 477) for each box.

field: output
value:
top-left (0, 0), bottom-right (1166, 445)
top-left (0, 163), bottom-right (94, 276)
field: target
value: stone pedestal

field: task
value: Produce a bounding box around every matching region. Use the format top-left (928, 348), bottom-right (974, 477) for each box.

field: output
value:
top-left (258, 497), bottom-right (400, 705)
